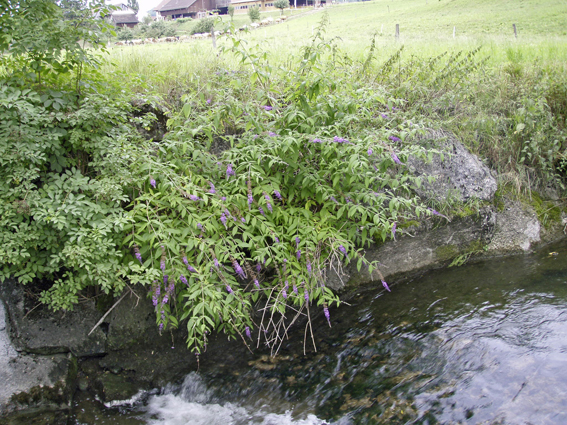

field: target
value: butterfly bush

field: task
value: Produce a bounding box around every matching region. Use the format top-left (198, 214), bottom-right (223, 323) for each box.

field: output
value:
top-left (124, 14), bottom-right (433, 354)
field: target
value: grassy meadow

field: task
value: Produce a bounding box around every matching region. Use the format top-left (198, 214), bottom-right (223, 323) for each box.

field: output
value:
top-left (106, 0), bottom-right (567, 197)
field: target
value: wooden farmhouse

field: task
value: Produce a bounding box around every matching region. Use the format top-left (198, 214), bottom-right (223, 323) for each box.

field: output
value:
top-left (155, 0), bottom-right (231, 19)
top-left (230, 0), bottom-right (317, 14)
top-left (110, 2), bottom-right (139, 27)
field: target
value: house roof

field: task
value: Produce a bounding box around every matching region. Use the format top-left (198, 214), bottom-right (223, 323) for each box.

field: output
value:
top-left (157, 0), bottom-right (198, 12)
top-left (112, 11), bottom-right (139, 24)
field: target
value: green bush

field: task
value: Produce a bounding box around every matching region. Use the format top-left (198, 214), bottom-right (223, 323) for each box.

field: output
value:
top-left (274, 0), bottom-right (289, 14)
top-left (191, 17), bottom-right (214, 35)
top-left (248, 5), bottom-right (260, 22)
top-left (176, 17), bottom-right (192, 24)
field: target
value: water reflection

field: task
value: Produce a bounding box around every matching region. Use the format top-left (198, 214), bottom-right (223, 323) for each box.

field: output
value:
top-left (73, 243), bottom-right (567, 424)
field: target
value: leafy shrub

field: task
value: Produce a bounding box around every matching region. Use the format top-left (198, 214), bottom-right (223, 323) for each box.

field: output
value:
top-left (274, 0), bottom-right (289, 14)
top-left (248, 5), bottom-right (260, 22)
top-left (191, 17), bottom-right (215, 35)
top-left (176, 18), bottom-right (192, 24)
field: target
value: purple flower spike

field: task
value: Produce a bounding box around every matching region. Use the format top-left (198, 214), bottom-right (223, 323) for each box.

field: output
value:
top-left (323, 305), bottom-right (331, 325)
top-left (263, 105), bottom-right (273, 111)
top-left (189, 194), bottom-right (201, 201)
top-left (226, 164), bottom-right (235, 178)
top-left (389, 135), bottom-right (401, 142)
top-left (256, 263), bottom-right (262, 272)
top-left (293, 284), bottom-right (298, 294)
top-left (160, 258), bottom-right (166, 272)
top-left (339, 245), bottom-right (347, 256)
top-left (267, 202), bottom-right (272, 213)
top-left (241, 217), bottom-right (246, 223)
top-left (295, 237), bottom-right (300, 247)
top-left (159, 323), bottom-right (164, 332)
top-left (381, 113), bottom-right (389, 119)
top-left (381, 280), bottom-right (391, 292)
top-left (274, 190), bottom-right (282, 200)
top-left (163, 275), bottom-right (169, 285)
top-left (259, 206), bottom-right (265, 216)
top-left (209, 183), bottom-right (216, 194)
top-left (297, 250), bottom-right (301, 260)
top-left (268, 131), bottom-right (277, 137)
top-left (245, 326), bottom-right (252, 339)
top-left (226, 285), bottom-right (233, 294)
top-left (312, 138), bottom-right (322, 143)
top-left (333, 136), bottom-right (344, 143)
top-left (221, 196), bottom-right (227, 201)
top-left (282, 288), bottom-right (287, 299)
top-left (330, 196), bottom-right (339, 204)
top-left (135, 252), bottom-right (143, 264)
top-left (254, 279), bottom-right (260, 289)
top-left (214, 258), bottom-right (220, 269)
top-left (275, 236), bottom-right (280, 243)
top-left (304, 290), bottom-right (309, 303)
top-left (180, 275), bottom-right (188, 285)
top-left (152, 294), bottom-right (158, 307)
top-left (391, 152), bottom-right (403, 165)
top-left (162, 294), bottom-right (169, 304)
top-left (206, 98), bottom-right (211, 104)
top-left (197, 223), bottom-right (203, 231)
top-left (248, 193), bottom-right (253, 209)
top-left (187, 265), bottom-right (197, 273)
top-left (368, 148), bottom-right (373, 156)
top-left (233, 260), bottom-right (246, 279)
top-left (150, 178), bottom-right (156, 188)
top-left (307, 261), bottom-right (312, 275)
top-left (392, 222), bottom-right (397, 239)
top-left (220, 213), bottom-right (227, 228)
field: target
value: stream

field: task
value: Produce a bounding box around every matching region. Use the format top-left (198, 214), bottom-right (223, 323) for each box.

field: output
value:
top-left (71, 243), bottom-right (567, 424)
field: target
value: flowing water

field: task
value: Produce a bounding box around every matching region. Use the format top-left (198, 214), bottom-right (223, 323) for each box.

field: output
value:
top-left (71, 243), bottom-right (567, 424)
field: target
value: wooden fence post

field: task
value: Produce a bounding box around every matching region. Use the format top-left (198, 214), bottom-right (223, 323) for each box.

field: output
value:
top-left (395, 24), bottom-right (399, 40)
top-left (513, 23), bottom-right (517, 38)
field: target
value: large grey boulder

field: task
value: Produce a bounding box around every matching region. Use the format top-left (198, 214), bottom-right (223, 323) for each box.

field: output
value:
top-left (0, 300), bottom-right (77, 419)
top-left (407, 129), bottom-right (497, 202)
top-left (0, 279), bottom-right (106, 357)
top-left (488, 199), bottom-right (541, 253)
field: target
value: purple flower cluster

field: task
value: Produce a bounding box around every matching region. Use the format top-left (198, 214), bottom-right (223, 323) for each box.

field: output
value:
top-left (245, 326), bottom-right (252, 339)
top-left (333, 136), bottom-right (347, 143)
top-left (307, 260), bottom-right (312, 275)
top-left (329, 196), bottom-right (339, 204)
top-left (209, 182), bottom-right (216, 194)
top-left (304, 290), bottom-right (309, 302)
top-left (187, 265), bottom-right (197, 273)
top-left (274, 190), bottom-right (282, 200)
top-left (367, 148), bottom-right (373, 156)
top-left (389, 135), bottom-right (401, 142)
top-left (293, 284), bottom-right (298, 295)
top-left (297, 249), bottom-right (301, 260)
top-left (163, 275), bottom-right (169, 285)
top-left (189, 194), bottom-right (201, 201)
top-left (381, 113), bottom-right (389, 119)
top-left (226, 164), bottom-right (235, 178)
top-left (248, 193), bottom-right (254, 210)
top-left (152, 286), bottom-right (160, 307)
top-left (160, 258), bottom-right (166, 273)
top-left (180, 274), bottom-right (188, 285)
top-left (135, 252), bottom-right (143, 264)
top-left (241, 217), bottom-right (246, 223)
top-left (295, 237), bottom-right (300, 247)
top-left (264, 193), bottom-right (272, 212)
top-left (206, 98), bottom-right (211, 104)
top-left (197, 223), bottom-right (203, 231)
top-left (254, 279), bottom-right (260, 289)
top-left (274, 236), bottom-right (280, 243)
top-left (150, 178), bottom-right (156, 188)
top-left (226, 285), bottom-right (233, 294)
top-left (268, 131), bottom-right (277, 137)
top-left (381, 280), bottom-right (391, 292)
top-left (259, 206), bottom-right (265, 216)
top-left (220, 213), bottom-right (227, 228)
top-left (323, 305), bottom-right (331, 325)
top-left (391, 152), bottom-right (403, 165)
top-left (256, 263), bottom-right (262, 272)
top-left (339, 245), bottom-right (347, 256)
top-left (232, 260), bottom-right (246, 279)
top-left (311, 138), bottom-right (322, 143)
top-left (263, 105), bottom-right (273, 111)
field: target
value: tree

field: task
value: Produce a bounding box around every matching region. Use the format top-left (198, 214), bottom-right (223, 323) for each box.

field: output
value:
top-left (248, 5), bottom-right (260, 22)
top-left (274, 0), bottom-right (289, 15)
top-left (228, 4), bottom-right (235, 21)
top-left (127, 0), bottom-right (139, 14)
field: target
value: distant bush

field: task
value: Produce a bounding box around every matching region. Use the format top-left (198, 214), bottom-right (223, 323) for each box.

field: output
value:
top-left (274, 0), bottom-right (289, 14)
top-left (116, 27), bottom-right (134, 41)
top-left (176, 17), bottom-right (192, 24)
top-left (248, 5), bottom-right (260, 22)
top-left (191, 17), bottom-right (214, 35)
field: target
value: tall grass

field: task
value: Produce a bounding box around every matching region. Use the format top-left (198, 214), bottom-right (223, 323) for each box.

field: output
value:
top-left (104, 0), bottom-right (567, 197)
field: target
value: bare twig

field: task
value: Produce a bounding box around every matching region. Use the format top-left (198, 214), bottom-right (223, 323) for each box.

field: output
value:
top-left (87, 291), bottom-right (127, 336)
